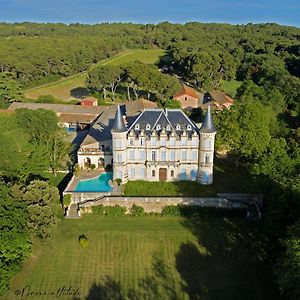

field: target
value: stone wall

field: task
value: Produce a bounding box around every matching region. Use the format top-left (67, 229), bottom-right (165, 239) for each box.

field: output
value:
top-left (79, 196), bottom-right (246, 213)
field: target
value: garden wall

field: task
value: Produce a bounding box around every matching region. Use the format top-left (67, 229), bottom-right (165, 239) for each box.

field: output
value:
top-left (79, 196), bottom-right (246, 213)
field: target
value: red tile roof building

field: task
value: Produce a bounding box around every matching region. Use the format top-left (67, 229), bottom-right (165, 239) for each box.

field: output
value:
top-left (80, 97), bottom-right (98, 107)
top-left (173, 84), bottom-right (203, 110)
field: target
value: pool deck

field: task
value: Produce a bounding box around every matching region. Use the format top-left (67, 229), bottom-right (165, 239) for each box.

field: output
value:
top-left (66, 169), bottom-right (105, 191)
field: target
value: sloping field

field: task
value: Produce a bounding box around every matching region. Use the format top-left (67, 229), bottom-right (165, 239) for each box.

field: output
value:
top-left (23, 49), bottom-right (165, 101)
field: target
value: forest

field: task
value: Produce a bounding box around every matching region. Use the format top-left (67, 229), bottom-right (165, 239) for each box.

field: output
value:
top-left (0, 21), bottom-right (299, 299)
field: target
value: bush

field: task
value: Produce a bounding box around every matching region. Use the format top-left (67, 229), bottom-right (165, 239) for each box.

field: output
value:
top-left (63, 194), bottom-right (71, 208)
top-left (78, 234), bottom-right (88, 248)
top-left (91, 204), bottom-right (126, 217)
top-left (73, 163), bottom-right (80, 177)
top-left (92, 204), bottom-right (105, 215)
top-left (36, 95), bottom-right (57, 103)
top-left (115, 178), bottom-right (122, 186)
top-left (90, 164), bottom-right (96, 170)
top-left (104, 205), bottom-right (126, 217)
top-left (161, 205), bottom-right (181, 216)
top-left (130, 204), bottom-right (145, 216)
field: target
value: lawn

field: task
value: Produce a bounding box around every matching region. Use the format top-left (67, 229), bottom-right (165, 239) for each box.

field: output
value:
top-left (219, 79), bottom-right (242, 98)
top-left (5, 215), bottom-right (278, 300)
top-left (23, 49), bottom-right (166, 101)
top-left (125, 157), bottom-right (258, 197)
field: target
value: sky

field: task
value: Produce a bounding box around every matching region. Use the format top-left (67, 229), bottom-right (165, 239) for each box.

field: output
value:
top-left (0, 0), bottom-right (299, 28)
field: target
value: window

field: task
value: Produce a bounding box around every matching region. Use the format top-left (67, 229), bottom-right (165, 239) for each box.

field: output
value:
top-left (161, 151), bottom-right (166, 161)
top-left (181, 151), bottom-right (187, 161)
top-left (192, 150), bottom-right (198, 161)
top-left (135, 124), bottom-right (140, 130)
top-left (205, 139), bottom-right (212, 149)
top-left (151, 138), bottom-right (157, 146)
top-left (192, 138), bottom-right (198, 146)
top-left (140, 150), bottom-right (145, 160)
top-left (184, 97), bottom-right (187, 101)
top-left (129, 138), bottom-right (134, 145)
top-left (170, 150), bottom-right (175, 161)
top-left (151, 151), bottom-right (156, 161)
top-left (140, 138), bottom-right (145, 145)
top-left (117, 153), bottom-right (122, 162)
top-left (181, 137), bottom-right (187, 146)
top-left (128, 150), bottom-right (134, 160)
top-left (146, 124), bottom-right (151, 130)
top-left (190, 169), bottom-right (197, 180)
top-left (156, 124), bottom-right (161, 130)
top-left (129, 168), bottom-right (135, 179)
top-left (152, 170), bottom-right (155, 177)
top-left (205, 153), bottom-right (210, 164)
top-left (166, 125), bottom-right (171, 131)
top-left (115, 140), bottom-right (121, 147)
top-left (180, 169), bottom-right (187, 180)
top-left (176, 124), bottom-right (181, 130)
top-left (160, 138), bottom-right (166, 146)
top-left (187, 124), bottom-right (192, 130)
top-left (140, 168), bottom-right (145, 179)
top-left (170, 138), bottom-right (176, 146)
top-left (171, 170), bottom-right (174, 177)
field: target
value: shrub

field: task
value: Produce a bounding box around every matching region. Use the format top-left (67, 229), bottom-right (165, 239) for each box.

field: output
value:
top-left (161, 205), bottom-right (181, 216)
top-left (115, 178), bottom-right (122, 186)
top-left (36, 95), bottom-right (57, 103)
top-left (78, 234), bottom-right (88, 248)
top-left (105, 164), bottom-right (112, 172)
top-left (63, 194), bottom-right (71, 208)
top-left (90, 164), bottom-right (96, 170)
top-left (130, 204), bottom-right (145, 216)
top-left (104, 205), bottom-right (126, 217)
top-left (73, 163), bottom-right (80, 177)
top-left (92, 204), bottom-right (126, 216)
top-left (92, 204), bottom-right (105, 215)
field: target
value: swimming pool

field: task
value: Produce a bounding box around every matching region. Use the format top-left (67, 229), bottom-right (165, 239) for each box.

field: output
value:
top-left (74, 172), bottom-right (113, 192)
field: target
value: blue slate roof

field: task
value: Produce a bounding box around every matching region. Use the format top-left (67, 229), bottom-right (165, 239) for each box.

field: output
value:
top-left (199, 105), bottom-right (216, 133)
top-left (111, 105), bottom-right (127, 132)
top-left (128, 108), bottom-right (199, 136)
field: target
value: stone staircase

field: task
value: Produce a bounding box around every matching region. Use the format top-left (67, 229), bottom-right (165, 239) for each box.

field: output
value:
top-left (65, 203), bottom-right (81, 218)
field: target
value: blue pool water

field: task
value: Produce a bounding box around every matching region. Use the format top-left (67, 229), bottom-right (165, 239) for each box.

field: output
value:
top-left (75, 172), bottom-right (113, 192)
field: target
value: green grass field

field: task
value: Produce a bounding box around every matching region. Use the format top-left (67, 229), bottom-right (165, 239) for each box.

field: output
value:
top-left (24, 49), bottom-right (165, 101)
top-left (5, 216), bottom-right (278, 300)
top-left (219, 79), bottom-right (242, 98)
top-left (125, 157), bottom-right (258, 197)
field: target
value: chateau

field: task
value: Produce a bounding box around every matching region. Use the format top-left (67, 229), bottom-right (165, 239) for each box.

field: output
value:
top-left (78, 100), bottom-right (216, 185)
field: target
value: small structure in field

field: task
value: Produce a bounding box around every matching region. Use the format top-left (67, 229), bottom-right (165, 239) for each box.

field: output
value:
top-left (80, 97), bottom-right (98, 107)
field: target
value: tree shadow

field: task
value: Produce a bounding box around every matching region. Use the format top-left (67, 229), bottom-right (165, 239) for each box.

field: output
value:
top-left (176, 216), bottom-right (280, 300)
top-left (70, 87), bottom-right (90, 99)
top-left (75, 255), bottom-right (185, 300)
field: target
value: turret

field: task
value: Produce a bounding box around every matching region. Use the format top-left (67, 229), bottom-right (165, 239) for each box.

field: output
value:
top-left (197, 105), bottom-right (216, 185)
top-left (111, 106), bottom-right (128, 183)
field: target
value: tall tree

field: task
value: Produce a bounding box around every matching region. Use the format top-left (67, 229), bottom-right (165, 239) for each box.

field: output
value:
top-left (0, 72), bottom-right (23, 108)
top-left (23, 180), bottom-right (59, 239)
top-left (0, 183), bottom-right (31, 294)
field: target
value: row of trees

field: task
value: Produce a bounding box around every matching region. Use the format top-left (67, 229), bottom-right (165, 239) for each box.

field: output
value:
top-left (215, 69), bottom-right (300, 299)
top-left (86, 62), bottom-right (181, 102)
top-left (0, 109), bottom-right (71, 294)
top-left (0, 22), bottom-right (299, 90)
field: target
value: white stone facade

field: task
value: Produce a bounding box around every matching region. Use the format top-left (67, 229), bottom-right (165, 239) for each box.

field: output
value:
top-left (77, 106), bottom-right (216, 185)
